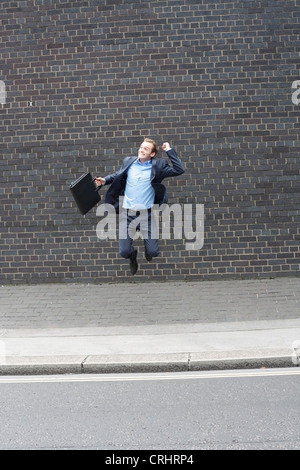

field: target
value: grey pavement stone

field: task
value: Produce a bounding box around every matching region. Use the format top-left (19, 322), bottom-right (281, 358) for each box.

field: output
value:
top-left (0, 278), bottom-right (299, 329)
top-left (189, 349), bottom-right (294, 371)
top-left (83, 353), bottom-right (190, 374)
top-left (0, 356), bottom-right (84, 376)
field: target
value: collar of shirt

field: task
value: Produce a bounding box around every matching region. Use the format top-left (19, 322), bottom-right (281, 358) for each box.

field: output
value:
top-left (136, 158), bottom-right (152, 167)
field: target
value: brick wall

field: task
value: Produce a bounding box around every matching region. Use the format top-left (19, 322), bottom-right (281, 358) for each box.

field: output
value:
top-left (0, 0), bottom-right (299, 284)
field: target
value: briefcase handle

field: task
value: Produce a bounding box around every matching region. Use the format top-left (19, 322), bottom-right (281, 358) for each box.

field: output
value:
top-left (91, 176), bottom-right (102, 192)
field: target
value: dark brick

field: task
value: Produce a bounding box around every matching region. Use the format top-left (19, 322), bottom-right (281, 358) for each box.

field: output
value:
top-left (0, 0), bottom-right (299, 283)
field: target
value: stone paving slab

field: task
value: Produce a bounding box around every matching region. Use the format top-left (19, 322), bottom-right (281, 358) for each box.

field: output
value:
top-left (0, 278), bottom-right (299, 329)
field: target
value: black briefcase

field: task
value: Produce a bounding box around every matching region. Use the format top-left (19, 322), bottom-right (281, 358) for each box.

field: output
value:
top-left (69, 172), bottom-right (102, 215)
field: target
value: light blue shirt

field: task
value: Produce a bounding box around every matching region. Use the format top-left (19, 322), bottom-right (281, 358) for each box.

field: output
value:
top-left (123, 158), bottom-right (154, 210)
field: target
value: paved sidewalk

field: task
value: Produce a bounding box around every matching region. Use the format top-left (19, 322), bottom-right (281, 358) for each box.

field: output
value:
top-left (0, 277), bottom-right (299, 374)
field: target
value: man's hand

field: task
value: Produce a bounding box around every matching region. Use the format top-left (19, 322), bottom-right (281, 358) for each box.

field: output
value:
top-left (162, 142), bottom-right (171, 152)
top-left (95, 177), bottom-right (105, 187)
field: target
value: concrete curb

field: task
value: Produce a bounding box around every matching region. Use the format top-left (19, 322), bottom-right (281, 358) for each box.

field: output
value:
top-left (0, 348), bottom-right (296, 376)
top-left (0, 321), bottom-right (299, 375)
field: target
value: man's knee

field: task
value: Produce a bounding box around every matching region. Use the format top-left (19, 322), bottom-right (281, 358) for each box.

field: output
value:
top-left (146, 246), bottom-right (160, 258)
top-left (119, 247), bottom-right (133, 259)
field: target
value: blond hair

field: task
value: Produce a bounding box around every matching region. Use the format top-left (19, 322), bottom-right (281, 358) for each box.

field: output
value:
top-left (144, 138), bottom-right (159, 156)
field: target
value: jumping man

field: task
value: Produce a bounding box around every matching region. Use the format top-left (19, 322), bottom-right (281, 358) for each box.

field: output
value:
top-left (95, 139), bottom-right (185, 275)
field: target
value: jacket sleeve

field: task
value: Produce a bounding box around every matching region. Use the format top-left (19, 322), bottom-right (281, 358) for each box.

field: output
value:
top-left (160, 148), bottom-right (185, 179)
top-left (104, 157), bottom-right (132, 186)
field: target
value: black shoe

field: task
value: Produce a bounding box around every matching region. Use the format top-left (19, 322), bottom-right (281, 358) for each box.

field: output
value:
top-left (130, 249), bottom-right (138, 275)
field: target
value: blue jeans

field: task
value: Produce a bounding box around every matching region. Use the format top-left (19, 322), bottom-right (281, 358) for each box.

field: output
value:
top-left (119, 208), bottom-right (160, 259)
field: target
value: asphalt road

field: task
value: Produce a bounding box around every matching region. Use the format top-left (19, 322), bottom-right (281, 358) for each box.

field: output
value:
top-left (0, 368), bottom-right (299, 451)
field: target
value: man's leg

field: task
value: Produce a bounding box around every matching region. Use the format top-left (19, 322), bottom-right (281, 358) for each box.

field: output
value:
top-left (143, 211), bottom-right (160, 261)
top-left (119, 210), bottom-right (138, 275)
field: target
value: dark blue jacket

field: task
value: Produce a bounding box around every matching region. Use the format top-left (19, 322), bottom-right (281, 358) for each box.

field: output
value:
top-left (103, 148), bottom-right (185, 212)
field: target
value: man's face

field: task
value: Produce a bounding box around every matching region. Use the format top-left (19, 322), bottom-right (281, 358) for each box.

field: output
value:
top-left (138, 141), bottom-right (155, 161)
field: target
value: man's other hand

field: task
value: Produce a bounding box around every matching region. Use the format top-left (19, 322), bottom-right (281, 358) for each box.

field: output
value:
top-left (162, 142), bottom-right (171, 152)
